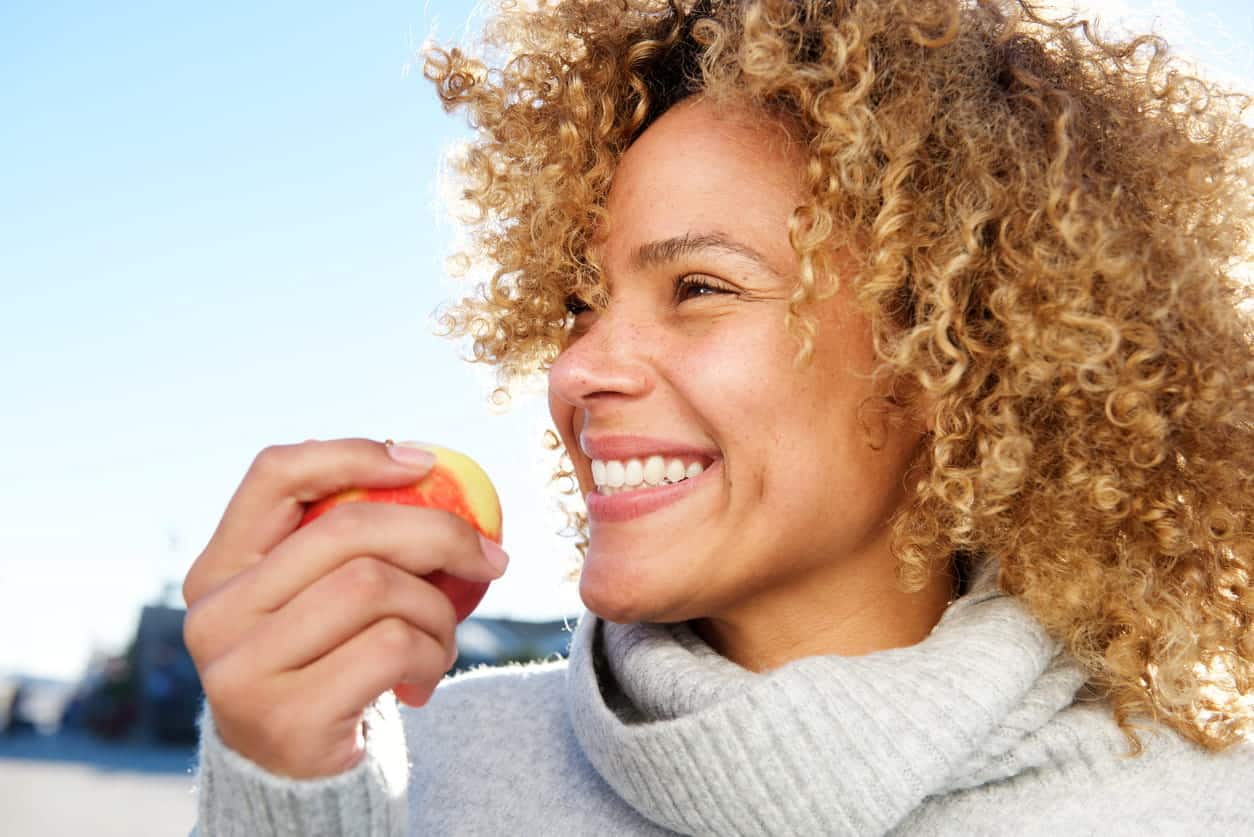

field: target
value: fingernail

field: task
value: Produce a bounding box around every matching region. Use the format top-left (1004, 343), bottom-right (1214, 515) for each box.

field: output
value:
top-left (478, 534), bottom-right (510, 576)
top-left (387, 440), bottom-right (435, 469)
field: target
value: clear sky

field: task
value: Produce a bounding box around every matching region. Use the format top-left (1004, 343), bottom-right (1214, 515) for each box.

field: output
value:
top-left (1, 0), bottom-right (1250, 682)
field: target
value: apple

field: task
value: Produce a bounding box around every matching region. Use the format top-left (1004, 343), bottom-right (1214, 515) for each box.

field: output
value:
top-left (299, 443), bottom-right (503, 621)
top-left (298, 443), bottom-right (503, 707)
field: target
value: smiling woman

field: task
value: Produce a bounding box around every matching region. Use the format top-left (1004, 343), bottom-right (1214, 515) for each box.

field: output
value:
top-left (546, 98), bottom-right (951, 662)
top-left (187, 1), bottom-right (1254, 835)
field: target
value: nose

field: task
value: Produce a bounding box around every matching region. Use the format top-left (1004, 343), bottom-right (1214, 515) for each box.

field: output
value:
top-left (548, 307), bottom-right (654, 411)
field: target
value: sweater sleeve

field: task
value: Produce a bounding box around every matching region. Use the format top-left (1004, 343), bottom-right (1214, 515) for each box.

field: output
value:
top-left (189, 693), bottom-right (410, 837)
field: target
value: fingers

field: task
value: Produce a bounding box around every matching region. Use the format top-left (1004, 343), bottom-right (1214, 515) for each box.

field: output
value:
top-left (186, 502), bottom-right (503, 660)
top-left (297, 617), bottom-right (452, 722)
top-left (269, 499), bottom-right (502, 602)
top-left (184, 438), bottom-right (434, 606)
top-left (236, 557), bottom-right (460, 677)
top-left (181, 436), bottom-right (505, 779)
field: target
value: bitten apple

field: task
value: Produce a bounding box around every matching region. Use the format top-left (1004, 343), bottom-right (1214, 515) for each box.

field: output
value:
top-left (299, 443), bottom-right (503, 623)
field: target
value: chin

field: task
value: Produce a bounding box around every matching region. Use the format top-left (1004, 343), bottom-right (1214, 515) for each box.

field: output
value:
top-left (578, 551), bottom-right (665, 624)
top-left (578, 547), bottom-right (704, 626)
top-left (578, 566), bottom-right (649, 624)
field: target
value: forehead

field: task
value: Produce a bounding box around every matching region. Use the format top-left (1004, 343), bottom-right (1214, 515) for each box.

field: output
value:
top-left (591, 99), bottom-right (807, 267)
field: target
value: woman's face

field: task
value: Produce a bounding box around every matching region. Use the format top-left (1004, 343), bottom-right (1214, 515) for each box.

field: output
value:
top-left (548, 97), bottom-right (928, 628)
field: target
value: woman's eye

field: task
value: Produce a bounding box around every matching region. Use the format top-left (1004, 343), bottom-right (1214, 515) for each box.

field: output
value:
top-left (564, 294), bottom-right (591, 316)
top-left (565, 278), bottom-right (731, 322)
top-left (674, 275), bottom-right (734, 302)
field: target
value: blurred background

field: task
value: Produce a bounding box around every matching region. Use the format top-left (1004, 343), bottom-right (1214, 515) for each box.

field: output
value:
top-left (0, 0), bottom-right (1249, 835)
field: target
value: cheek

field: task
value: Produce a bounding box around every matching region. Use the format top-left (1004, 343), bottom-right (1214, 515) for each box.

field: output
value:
top-left (679, 324), bottom-right (784, 407)
top-left (713, 324), bottom-right (899, 507)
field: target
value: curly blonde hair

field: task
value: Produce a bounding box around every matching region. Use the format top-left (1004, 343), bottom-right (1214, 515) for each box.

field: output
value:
top-left (423, 0), bottom-right (1254, 753)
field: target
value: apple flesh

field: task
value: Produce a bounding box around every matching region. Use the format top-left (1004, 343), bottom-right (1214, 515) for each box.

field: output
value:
top-left (298, 443), bottom-right (503, 706)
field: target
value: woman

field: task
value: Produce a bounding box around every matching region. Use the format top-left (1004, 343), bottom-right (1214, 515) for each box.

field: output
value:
top-left (184, 1), bottom-right (1254, 834)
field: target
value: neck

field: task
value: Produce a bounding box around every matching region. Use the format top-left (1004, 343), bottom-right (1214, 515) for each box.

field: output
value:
top-left (691, 553), bottom-right (956, 672)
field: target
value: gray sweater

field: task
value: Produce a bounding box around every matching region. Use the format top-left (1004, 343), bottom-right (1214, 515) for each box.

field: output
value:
top-left (191, 560), bottom-right (1254, 835)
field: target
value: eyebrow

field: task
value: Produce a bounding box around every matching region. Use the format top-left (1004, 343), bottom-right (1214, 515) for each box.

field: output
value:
top-left (629, 231), bottom-right (782, 279)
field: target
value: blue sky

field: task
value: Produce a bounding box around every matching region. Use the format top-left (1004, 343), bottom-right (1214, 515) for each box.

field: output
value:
top-left (1, 0), bottom-right (1250, 681)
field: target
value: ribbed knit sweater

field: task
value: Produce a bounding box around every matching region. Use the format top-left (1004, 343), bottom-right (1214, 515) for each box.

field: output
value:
top-left (191, 560), bottom-right (1254, 835)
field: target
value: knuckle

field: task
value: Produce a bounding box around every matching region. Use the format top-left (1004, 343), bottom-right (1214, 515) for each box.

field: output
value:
top-left (181, 546), bottom-right (219, 608)
top-left (427, 590), bottom-right (458, 650)
top-left (414, 631), bottom-right (450, 679)
top-left (250, 444), bottom-right (286, 477)
top-left (339, 557), bottom-right (390, 601)
top-left (451, 515), bottom-right (481, 552)
top-left (181, 570), bottom-right (201, 609)
top-left (182, 606), bottom-right (211, 659)
top-left (372, 617), bottom-right (416, 659)
top-left (250, 442), bottom-right (304, 482)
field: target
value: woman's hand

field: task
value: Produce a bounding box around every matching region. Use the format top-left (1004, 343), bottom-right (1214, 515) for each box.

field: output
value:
top-left (181, 438), bottom-right (508, 779)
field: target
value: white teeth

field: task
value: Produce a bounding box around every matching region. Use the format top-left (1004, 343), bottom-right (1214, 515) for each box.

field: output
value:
top-left (644, 455), bottom-right (666, 486)
top-left (590, 454), bottom-right (712, 493)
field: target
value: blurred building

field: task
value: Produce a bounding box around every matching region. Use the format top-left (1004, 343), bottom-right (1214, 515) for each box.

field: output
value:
top-left (452, 616), bottom-right (578, 673)
top-left (0, 674), bottom-right (75, 735)
top-left (133, 604), bottom-right (202, 744)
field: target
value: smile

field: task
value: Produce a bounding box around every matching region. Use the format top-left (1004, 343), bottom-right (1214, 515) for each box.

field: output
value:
top-left (591, 455), bottom-right (712, 494)
top-left (586, 459), bottom-right (722, 523)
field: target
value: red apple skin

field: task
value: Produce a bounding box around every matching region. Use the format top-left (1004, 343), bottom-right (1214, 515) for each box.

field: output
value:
top-left (298, 446), bottom-right (503, 621)
top-left (296, 444), bottom-right (503, 707)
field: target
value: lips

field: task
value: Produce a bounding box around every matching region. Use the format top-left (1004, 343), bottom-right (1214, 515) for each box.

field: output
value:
top-left (585, 459), bottom-right (722, 523)
top-left (580, 433), bottom-right (721, 463)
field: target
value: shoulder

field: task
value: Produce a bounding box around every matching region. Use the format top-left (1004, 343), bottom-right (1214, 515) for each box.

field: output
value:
top-left (404, 656), bottom-right (571, 746)
top-left (401, 657), bottom-right (637, 833)
top-left (432, 656), bottom-right (570, 712)
top-left (1086, 712), bottom-right (1254, 824)
top-left (907, 702), bottom-right (1254, 835)
top-left (401, 656), bottom-right (582, 782)
top-left (1057, 701), bottom-right (1254, 791)
top-left (1042, 722), bottom-right (1254, 835)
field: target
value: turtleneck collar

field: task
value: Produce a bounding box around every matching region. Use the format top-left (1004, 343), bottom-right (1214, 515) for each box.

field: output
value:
top-left (565, 560), bottom-right (1090, 836)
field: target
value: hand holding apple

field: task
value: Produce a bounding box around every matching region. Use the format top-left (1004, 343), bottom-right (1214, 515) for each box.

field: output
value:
top-left (298, 442), bottom-right (504, 707)
top-left (181, 438), bottom-right (509, 778)
top-left (299, 442), bottom-right (504, 622)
